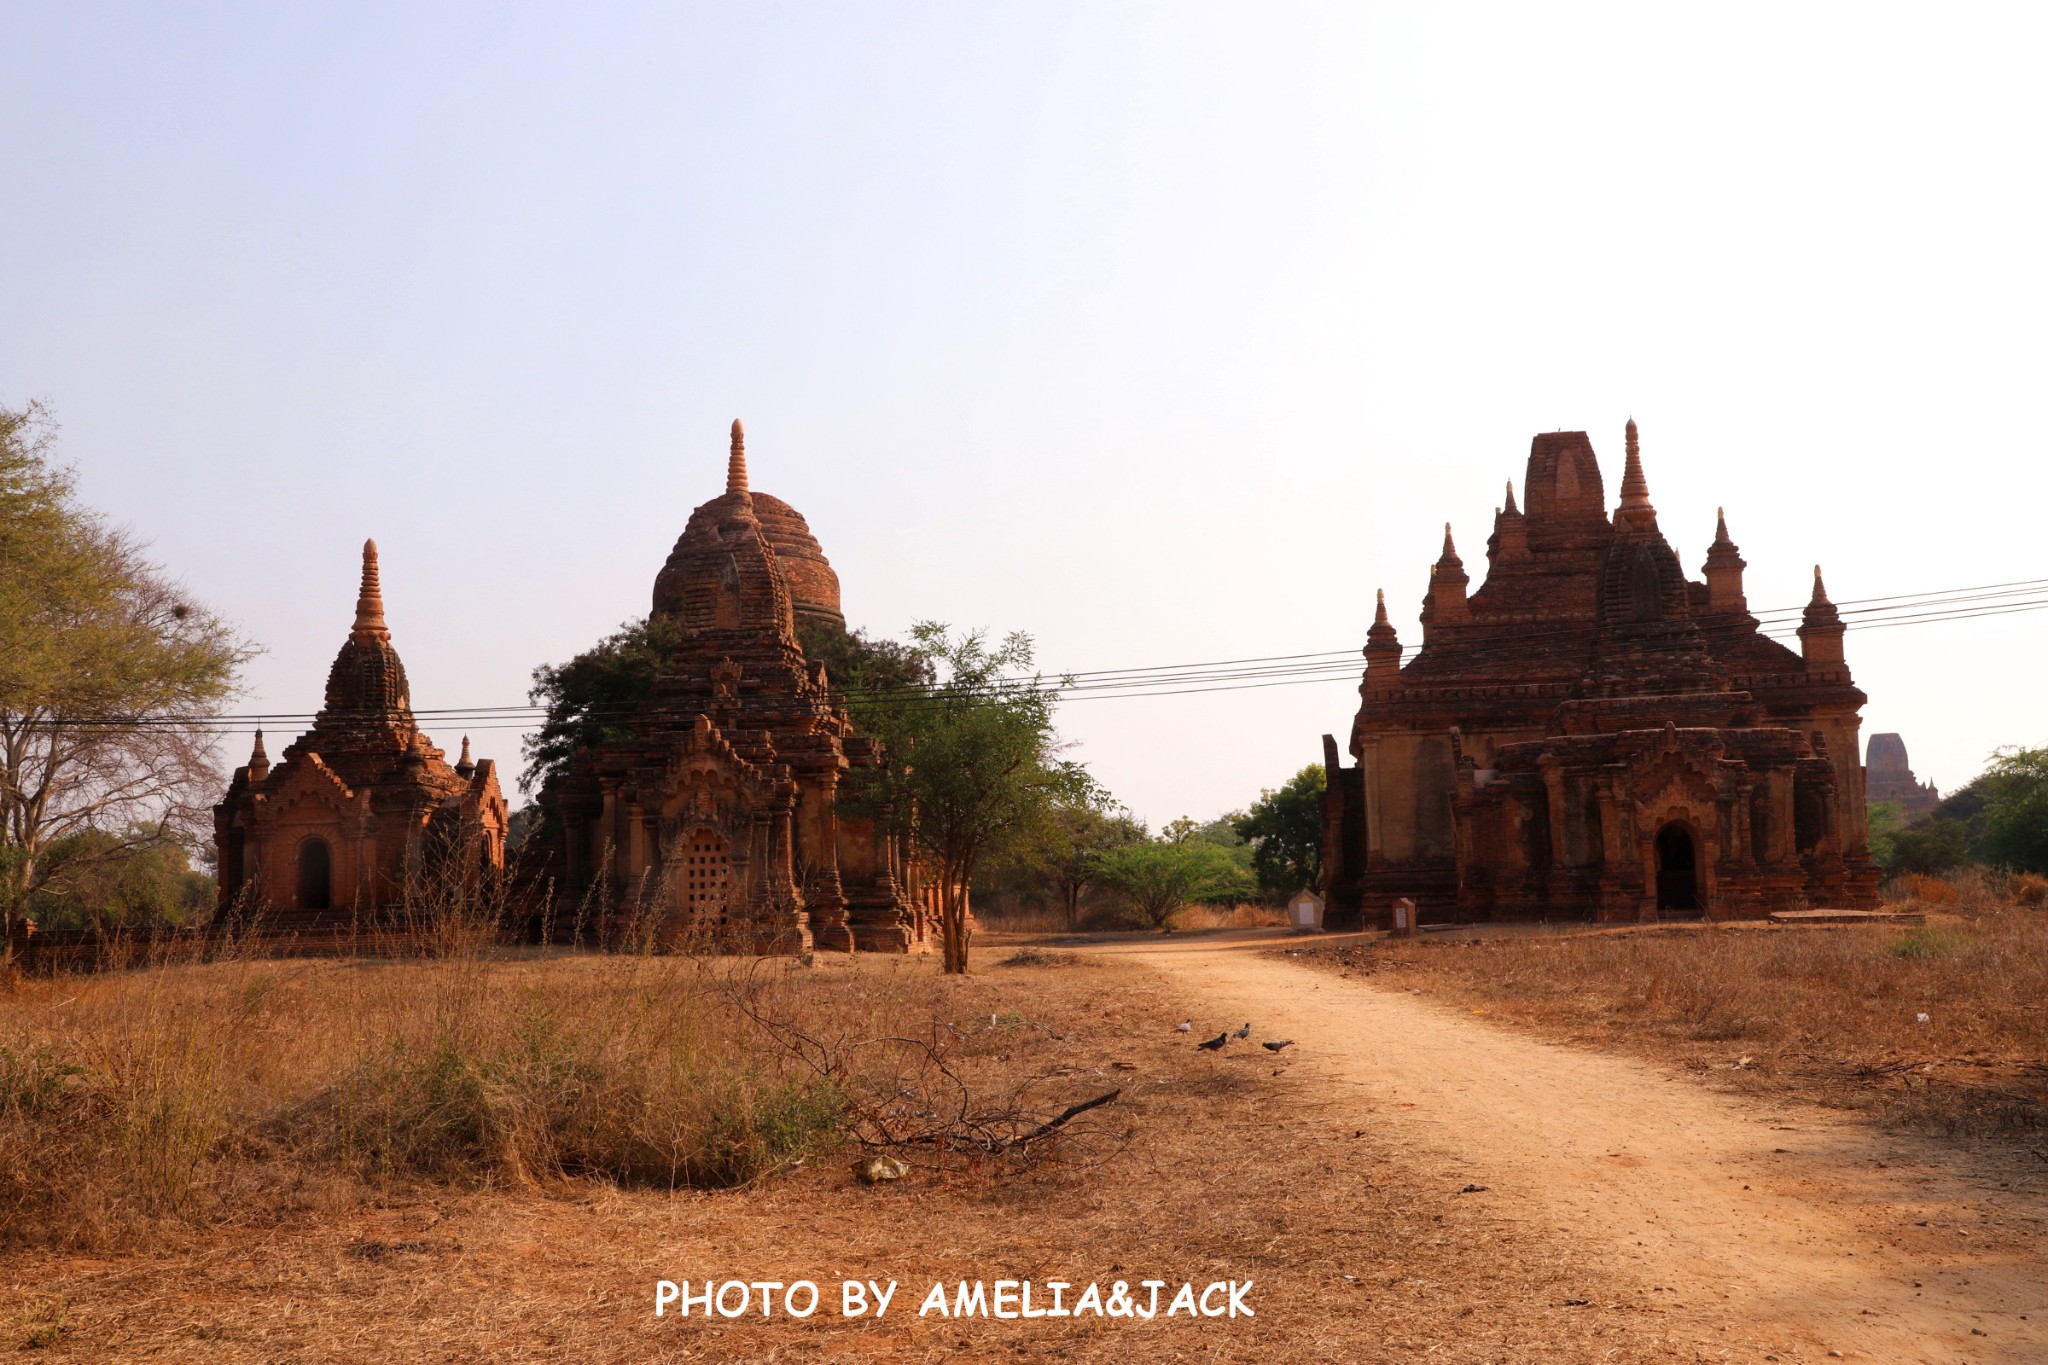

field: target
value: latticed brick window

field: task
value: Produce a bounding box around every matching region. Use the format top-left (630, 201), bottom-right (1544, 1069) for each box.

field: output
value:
top-left (678, 832), bottom-right (730, 917)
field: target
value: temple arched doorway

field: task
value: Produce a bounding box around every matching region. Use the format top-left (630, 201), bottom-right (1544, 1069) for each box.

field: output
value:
top-left (297, 837), bottom-right (332, 911)
top-left (1654, 823), bottom-right (1700, 913)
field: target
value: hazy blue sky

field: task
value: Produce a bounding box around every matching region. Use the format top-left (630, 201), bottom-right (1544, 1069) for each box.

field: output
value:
top-left (4, 3), bottom-right (2043, 825)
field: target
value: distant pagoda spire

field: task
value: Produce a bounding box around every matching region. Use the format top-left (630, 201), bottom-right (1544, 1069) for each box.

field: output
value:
top-left (247, 728), bottom-right (270, 781)
top-left (455, 735), bottom-right (475, 779)
top-left (352, 539), bottom-right (389, 640)
top-left (1614, 417), bottom-right (1657, 529)
top-left (1503, 480), bottom-right (1519, 516)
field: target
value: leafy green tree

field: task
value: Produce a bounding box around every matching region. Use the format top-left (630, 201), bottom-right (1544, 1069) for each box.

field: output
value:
top-left (1890, 819), bottom-right (1971, 875)
top-left (26, 823), bottom-right (212, 930)
top-left (1974, 745), bottom-right (2048, 874)
top-left (1, 402), bottom-right (249, 948)
top-left (795, 618), bottom-right (934, 699)
top-left (1031, 788), bottom-right (1145, 927)
top-left (522, 615), bottom-right (686, 802)
top-left (1233, 764), bottom-right (1326, 895)
top-left (1094, 838), bottom-right (1257, 929)
top-left (1866, 801), bottom-right (1905, 873)
top-left (847, 624), bottom-right (1089, 973)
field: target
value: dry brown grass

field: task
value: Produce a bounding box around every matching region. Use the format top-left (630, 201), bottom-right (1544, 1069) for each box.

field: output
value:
top-left (1168, 902), bottom-right (1287, 931)
top-left (0, 947), bottom-right (1130, 1251)
top-left (1299, 873), bottom-right (2048, 1137)
top-left (0, 949), bottom-right (1718, 1362)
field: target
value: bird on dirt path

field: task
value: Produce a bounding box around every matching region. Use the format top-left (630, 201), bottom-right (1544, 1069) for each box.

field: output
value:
top-left (1262, 1040), bottom-right (1295, 1053)
top-left (1175, 1018), bottom-right (1192, 1033)
top-left (1196, 1031), bottom-right (1229, 1051)
top-left (1231, 1022), bottom-right (1252, 1041)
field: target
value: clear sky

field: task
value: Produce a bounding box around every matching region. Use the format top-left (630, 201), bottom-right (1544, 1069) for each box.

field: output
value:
top-left (3, 3), bottom-right (2043, 827)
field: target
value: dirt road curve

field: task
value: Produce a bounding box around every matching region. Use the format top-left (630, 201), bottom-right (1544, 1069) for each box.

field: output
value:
top-left (1099, 930), bottom-right (2048, 1365)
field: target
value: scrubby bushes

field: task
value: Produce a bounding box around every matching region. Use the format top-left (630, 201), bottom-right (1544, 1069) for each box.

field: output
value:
top-left (0, 955), bottom-right (883, 1247)
top-left (1876, 745), bottom-right (2048, 880)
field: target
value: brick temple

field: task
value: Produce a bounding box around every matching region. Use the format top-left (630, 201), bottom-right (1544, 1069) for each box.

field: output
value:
top-left (213, 541), bottom-right (509, 922)
top-left (1321, 421), bottom-right (1881, 926)
top-left (534, 421), bottom-right (936, 953)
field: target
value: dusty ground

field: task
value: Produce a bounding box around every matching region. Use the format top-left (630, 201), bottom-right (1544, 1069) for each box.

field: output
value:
top-left (1090, 928), bottom-right (2048, 1365)
top-left (6, 932), bottom-right (2043, 1362)
top-left (1289, 910), bottom-right (2048, 1136)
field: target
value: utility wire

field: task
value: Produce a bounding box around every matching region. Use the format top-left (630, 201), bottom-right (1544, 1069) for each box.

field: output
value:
top-left (44, 574), bottom-right (2048, 733)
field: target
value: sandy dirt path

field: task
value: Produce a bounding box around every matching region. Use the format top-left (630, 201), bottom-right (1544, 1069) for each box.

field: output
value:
top-left (1091, 930), bottom-right (2048, 1364)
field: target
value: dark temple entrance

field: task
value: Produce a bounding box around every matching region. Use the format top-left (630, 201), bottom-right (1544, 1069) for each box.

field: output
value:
top-left (1654, 824), bottom-right (1700, 913)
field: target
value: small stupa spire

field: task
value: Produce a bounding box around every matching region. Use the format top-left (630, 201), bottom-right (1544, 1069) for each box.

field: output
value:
top-left (1615, 418), bottom-right (1655, 526)
top-left (1365, 587), bottom-right (1403, 684)
top-left (352, 538), bottom-right (389, 639)
top-left (1702, 506), bottom-right (1747, 611)
top-left (1503, 480), bottom-right (1520, 516)
top-left (1440, 522), bottom-right (1459, 562)
top-left (455, 735), bottom-right (475, 778)
top-left (726, 419), bottom-right (748, 495)
top-left (247, 727), bottom-right (270, 780)
top-left (1798, 563), bottom-right (1847, 668)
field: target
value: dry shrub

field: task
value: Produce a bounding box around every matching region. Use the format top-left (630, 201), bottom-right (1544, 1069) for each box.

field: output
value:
top-left (970, 903), bottom-right (1075, 935)
top-left (2012, 872), bottom-right (2048, 907)
top-left (0, 944), bottom-right (1114, 1249)
top-left (0, 957), bottom-right (821, 1245)
top-left (281, 963), bottom-right (837, 1189)
top-left (1900, 872), bottom-right (1958, 904)
top-left (1170, 902), bottom-right (1287, 931)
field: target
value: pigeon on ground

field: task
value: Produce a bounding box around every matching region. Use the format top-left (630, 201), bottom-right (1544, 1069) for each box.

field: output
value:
top-left (1262, 1040), bottom-right (1295, 1053)
top-left (1196, 1031), bottom-right (1229, 1052)
top-left (1231, 1022), bottom-right (1252, 1041)
top-left (1175, 1018), bottom-right (1192, 1033)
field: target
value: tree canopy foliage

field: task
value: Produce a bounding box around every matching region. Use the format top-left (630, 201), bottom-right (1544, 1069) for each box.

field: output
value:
top-left (1232, 763), bottom-right (1325, 895)
top-left (1966, 745), bottom-right (2048, 874)
top-left (1869, 744), bottom-right (2048, 878)
top-left (1093, 836), bottom-right (1256, 928)
top-left (522, 614), bottom-right (687, 799)
top-left (1, 401), bottom-right (248, 943)
top-left (847, 623), bottom-right (1088, 972)
top-left (23, 823), bottom-right (213, 930)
